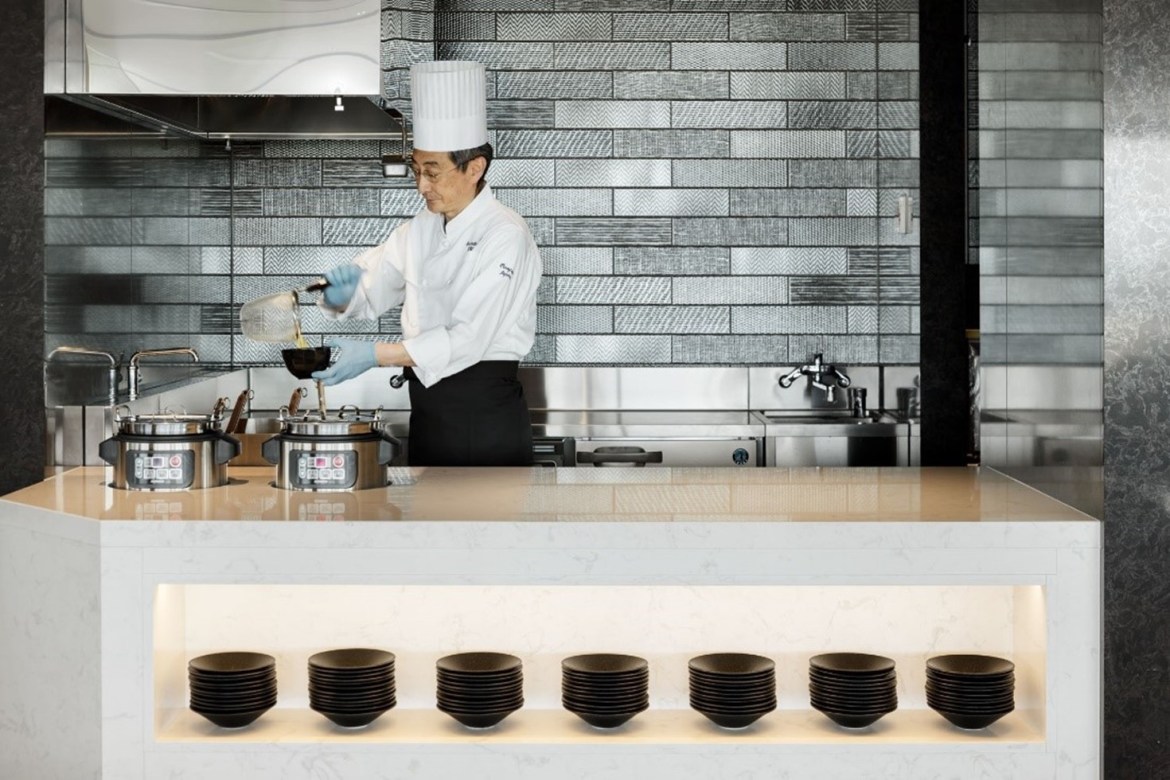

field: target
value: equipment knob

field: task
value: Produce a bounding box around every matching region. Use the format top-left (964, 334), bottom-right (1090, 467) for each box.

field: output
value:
top-left (732, 448), bottom-right (749, 466)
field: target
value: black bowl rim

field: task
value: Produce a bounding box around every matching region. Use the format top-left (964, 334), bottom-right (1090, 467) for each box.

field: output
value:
top-left (688, 653), bottom-right (775, 676)
top-left (436, 652), bottom-right (522, 674)
top-left (926, 654), bottom-right (1015, 676)
top-left (188, 652), bottom-right (276, 675)
top-left (809, 652), bottom-right (896, 674)
top-left (561, 654), bottom-right (649, 675)
top-left (308, 648), bottom-right (396, 671)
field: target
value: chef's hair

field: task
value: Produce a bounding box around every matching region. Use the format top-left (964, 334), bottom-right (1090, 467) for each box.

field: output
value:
top-left (450, 143), bottom-right (493, 192)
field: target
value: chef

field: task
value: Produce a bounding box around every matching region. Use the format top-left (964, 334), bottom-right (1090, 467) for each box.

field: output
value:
top-left (312, 60), bottom-right (542, 467)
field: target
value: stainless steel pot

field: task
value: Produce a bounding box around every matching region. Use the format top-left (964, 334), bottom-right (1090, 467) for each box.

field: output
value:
top-left (261, 405), bottom-right (400, 492)
top-left (99, 406), bottom-right (241, 491)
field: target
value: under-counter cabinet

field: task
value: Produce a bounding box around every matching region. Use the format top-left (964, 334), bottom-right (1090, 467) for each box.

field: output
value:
top-left (0, 466), bottom-right (1099, 779)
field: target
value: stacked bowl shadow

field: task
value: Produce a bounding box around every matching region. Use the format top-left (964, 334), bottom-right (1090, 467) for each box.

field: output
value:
top-left (689, 653), bottom-right (777, 729)
top-left (436, 652), bottom-right (524, 729)
top-left (188, 651), bottom-right (277, 729)
top-left (562, 653), bottom-right (650, 729)
top-left (308, 648), bottom-right (396, 728)
top-left (808, 652), bottom-right (898, 729)
top-left (926, 654), bottom-right (1015, 729)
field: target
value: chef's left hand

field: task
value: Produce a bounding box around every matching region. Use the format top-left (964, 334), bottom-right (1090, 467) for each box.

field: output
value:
top-left (312, 337), bottom-right (378, 385)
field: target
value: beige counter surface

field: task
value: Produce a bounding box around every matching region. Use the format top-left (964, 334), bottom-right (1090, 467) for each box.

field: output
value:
top-left (1, 465), bottom-right (1096, 525)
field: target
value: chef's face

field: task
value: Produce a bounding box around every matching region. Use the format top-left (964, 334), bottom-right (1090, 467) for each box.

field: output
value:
top-left (410, 149), bottom-right (485, 222)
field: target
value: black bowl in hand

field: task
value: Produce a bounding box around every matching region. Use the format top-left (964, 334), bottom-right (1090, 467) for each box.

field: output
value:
top-left (281, 347), bottom-right (331, 379)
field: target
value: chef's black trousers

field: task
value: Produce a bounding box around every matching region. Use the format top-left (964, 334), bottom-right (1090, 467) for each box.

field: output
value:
top-left (404, 361), bottom-right (533, 467)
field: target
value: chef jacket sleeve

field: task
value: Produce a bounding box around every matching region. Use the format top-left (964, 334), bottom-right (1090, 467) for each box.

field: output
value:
top-left (402, 224), bottom-right (537, 387)
top-left (318, 221), bottom-right (409, 321)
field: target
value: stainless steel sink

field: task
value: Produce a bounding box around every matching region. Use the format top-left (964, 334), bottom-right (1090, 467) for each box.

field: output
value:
top-left (760, 409), bottom-right (880, 425)
top-left (754, 409), bottom-right (909, 467)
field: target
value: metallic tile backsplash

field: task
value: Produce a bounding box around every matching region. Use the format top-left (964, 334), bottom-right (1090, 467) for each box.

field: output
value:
top-left (43, 0), bottom-right (920, 368)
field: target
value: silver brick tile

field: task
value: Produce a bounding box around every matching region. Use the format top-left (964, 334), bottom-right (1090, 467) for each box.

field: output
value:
top-left (613, 247), bottom-right (729, 276)
top-left (847, 306), bottom-right (879, 334)
top-left (614, 13), bottom-right (728, 41)
top-left (878, 71), bottom-right (913, 100)
top-left (401, 9), bottom-right (436, 39)
top-left (847, 71), bottom-right (877, 99)
top-left (435, 12), bottom-right (494, 40)
top-left (729, 189), bottom-right (846, 217)
top-left (614, 189), bottom-right (729, 217)
top-left (264, 247), bottom-right (373, 275)
top-left (230, 247), bottom-right (263, 275)
top-left (541, 247), bottom-right (614, 274)
top-left (845, 12), bottom-right (879, 40)
top-left (847, 247), bottom-right (912, 274)
top-left (876, 130), bottom-right (911, 157)
top-left (732, 305), bottom-right (847, 334)
top-left (557, 0), bottom-right (669, 9)
top-left (1004, 305), bottom-right (1104, 335)
top-left (788, 42), bottom-right (875, 70)
top-left (437, 42), bottom-right (555, 69)
top-left (878, 306), bottom-right (914, 334)
top-left (879, 336), bottom-right (918, 364)
top-left (43, 188), bottom-right (125, 217)
top-left (789, 217), bottom-right (877, 246)
top-left (487, 159), bottom-right (557, 187)
top-left (557, 159), bottom-right (671, 186)
top-left (383, 40), bottom-right (432, 70)
top-left (1005, 100), bottom-right (1103, 131)
top-left (671, 0), bottom-right (783, 8)
top-left (556, 217), bottom-right (672, 245)
top-left (322, 217), bottom-right (405, 247)
top-left (671, 335), bottom-right (787, 365)
top-left (498, 130), bottom-right (613, 158)
top-left (730, 13), bottom-right (845, 41)
top-left (263, 189), bottom-right (381, 217)
top-left (525, 334), bottom-right (556, 364)
top-left (556, 276), bottom-right (671, 304)
top-left (730, 72), bottom-right (845, 100)
top-left (788, 334), bottom-right (878, 364)
top-left (878, 102), bottom-right (918, 130)
top-left (554, 42), bottom-right (671, 69)
top-left (614, 129), bottom-right (729, 158)
top-left (436, 0), bottom-right (550, 9)
top-left (130, 189), bottom-right (191, 217)
top-left (877, 159), bottom-right (918, 188)
top-left (1004, 71), bottom-right (1103, 102)
top-left (877, 13), bottom-right (914, 42)
top-left (789, 159), bottom-right (876, 187)
top-left (129, 247), bottom-right (198, 275)
top-left (674, 276), bottom-right (787, 304)
top-left (878, 276), bottom-right (919, 305)
top-left (536, 276), bottom-right (556, 305)
top-left (231, 160), bottom-right (266, 187)
top-left (674, 217), bottom-right (788, 246)
top-left (490, 100), bottom-right (556, 129)
top-left (672, 160), bottom-right (787, 188)
top-left (846, 188), bottom-right (878, 216)
top-left (614, 71), bottom-right (729, 100)
top-left (788, 101), bottom-right (877, 129)
top-left (263, 140), bottom-right (379, 160)
top-left (672, 42), bottom-right (786, 71)
top-left (380, 189), bottom-right (427, 216)
top-left (731, 247), bottom-right (848, 275)
top-left (264, 159), bottom-right (323, 186)
top-left (878, 42), bottom-right (918, 70)
top-left (232, 218), bottom-right (317, 246)
top-left (142, 275), bottom-right (230, 305)
top-left (496, 188), bottom-right (612, 216)
top-left (615, 305), bottom-right (728, 334)
top-left (528, 218), bottom-right (557, 245)
top-left (557, 335), bottom-right (670, 364)
top-left (498, 13), bottom-right (612, 40)
top-left (846, 130), bottom-right (878, 158)
top-left (730, 130), bottom-right (846, 158)
top-left (497, 71), bottom-right (613, 99)
top-left (45, 159), bottom-right (144, 188)
top-left (789, 276), bottom-right (878, 305)
top-left (556, 100), bottom-right (671, 128)
top-left (538, 305), bottom-right (614, 334)
top-left (45, 246), bottom-right (132, 274)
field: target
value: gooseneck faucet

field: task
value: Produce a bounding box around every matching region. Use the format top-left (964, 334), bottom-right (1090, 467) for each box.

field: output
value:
top-left (128, 347), bottom-right (200, 400)
top-left (778, 353), bottom-right (852, 403)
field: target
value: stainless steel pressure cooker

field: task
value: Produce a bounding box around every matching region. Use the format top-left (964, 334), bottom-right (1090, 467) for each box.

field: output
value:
top-left (99, 406), bottom-right (242, 491)
top-left (261, 405), bottom-right (400, 492)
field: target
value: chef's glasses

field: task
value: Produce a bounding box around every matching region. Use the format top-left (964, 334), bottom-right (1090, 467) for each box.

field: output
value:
top-left (407, 160), bottom-right (461, 183)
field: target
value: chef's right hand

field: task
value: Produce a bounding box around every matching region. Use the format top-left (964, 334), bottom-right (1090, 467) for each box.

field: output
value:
top-left (321, 264), bottom-right (363, 310)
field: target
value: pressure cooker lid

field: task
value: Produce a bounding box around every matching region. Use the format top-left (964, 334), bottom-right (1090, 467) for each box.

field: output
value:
top-left (278, 406), bottom-right (384, 437)
top-left (114, 412), bottom-right (222, 436)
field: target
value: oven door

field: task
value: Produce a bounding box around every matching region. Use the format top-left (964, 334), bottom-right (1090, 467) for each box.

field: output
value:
top-left (574, 438), bottom-right (760, 467)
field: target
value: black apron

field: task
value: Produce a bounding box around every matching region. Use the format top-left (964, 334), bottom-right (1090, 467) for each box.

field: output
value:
top-left (404, 361), bottom-right (534, 466)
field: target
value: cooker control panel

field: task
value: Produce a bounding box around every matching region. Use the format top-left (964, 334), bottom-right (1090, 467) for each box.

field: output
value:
top-left (291, 452), bottom-right (358, 490)
top-left (128, 451), bottom-right (194, 489)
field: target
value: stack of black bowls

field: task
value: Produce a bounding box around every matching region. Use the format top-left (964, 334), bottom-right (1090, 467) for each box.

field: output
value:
top-left (561, 653), bottom-right (650, 729)
top-left (308, 648), bottom-right (396, 728)
top-left (436, 652), bottom-right (524, 729)
top-left (808, 652), bottom-right (898, 728)
top-left (188, 651), bottom-right (277, 729)
top-left (688, 652), bottom-right (777, 729)
top-left (926, 654), bottom-right (1015, 729)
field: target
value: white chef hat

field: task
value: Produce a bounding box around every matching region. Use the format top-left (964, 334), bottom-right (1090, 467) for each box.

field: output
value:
top-left (410, 60), bottom-right (488, 152)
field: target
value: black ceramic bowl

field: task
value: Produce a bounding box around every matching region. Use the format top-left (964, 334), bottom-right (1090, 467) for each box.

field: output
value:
top-left (693, 707), bottom-right (772, 730)
top-left (281, 347), bottom-right (332, 379)
top-left (312, 706), bottom-right (390, 729)
top-left (689, 653), bottom-right (775, 677)
top-left (190, 704), bottom-right (273, 729)
top-left (188, 652), bottom-right (276, 675)
top-left (309, 648), bottom-right (395, 671)
top-left (926, 654), bottom-right (1015, 677)
top-left (567, 705), bottom-right (648, 729)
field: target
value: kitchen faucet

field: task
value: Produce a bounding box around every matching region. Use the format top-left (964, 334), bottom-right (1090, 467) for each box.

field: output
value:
top-left (128, 347), bottom-right (200, 400)
top-left (778, 353), bottom-right (852, 403)
top-left (46, 346), bottom-right (121, 406)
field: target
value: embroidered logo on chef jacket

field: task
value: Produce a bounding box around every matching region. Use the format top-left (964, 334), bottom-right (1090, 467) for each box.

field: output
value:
top-left (466, 241), bottom-right (477, 251)
top-left (498, 262), bottom-right (514, 279)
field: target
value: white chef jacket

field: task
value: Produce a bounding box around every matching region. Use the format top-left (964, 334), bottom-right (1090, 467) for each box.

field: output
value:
top-left (323, 184), bottom-right (542, 388)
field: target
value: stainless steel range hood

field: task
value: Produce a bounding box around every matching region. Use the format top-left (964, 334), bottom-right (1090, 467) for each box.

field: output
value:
top-left (45, 0), bottom-right (404, 141)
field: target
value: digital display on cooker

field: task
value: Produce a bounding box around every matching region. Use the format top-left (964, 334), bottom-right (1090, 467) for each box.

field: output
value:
top-left (292, 451), bottom-right (357, 490)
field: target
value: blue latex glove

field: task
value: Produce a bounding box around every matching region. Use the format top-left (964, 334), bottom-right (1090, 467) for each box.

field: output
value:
top-left (312, 337), bottom-right (378, 386)
top-left (321, 264), bottom-right (363, 310)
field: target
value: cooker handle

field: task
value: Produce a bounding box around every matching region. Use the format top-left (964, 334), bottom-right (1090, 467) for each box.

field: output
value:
top-left (213, 431), bottom-right (242, 465)
top-left (98, 436), bottom-right (119, 465)
top-left (377, 431), bottom-right (402, 465)
top-left (260, 435), bottom-right (282, 465)
top-left (576, 448), bottom-right (664, 466)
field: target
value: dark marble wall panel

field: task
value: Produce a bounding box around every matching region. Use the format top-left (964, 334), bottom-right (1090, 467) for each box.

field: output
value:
top-left (0, 0), bottom-right (44, 495)
top-left (1103, 0), bottom-right (1170, 773)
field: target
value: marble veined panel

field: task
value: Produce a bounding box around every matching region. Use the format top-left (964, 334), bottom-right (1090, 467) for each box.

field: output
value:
top-left (82, 0), bottom-right (381, 94)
